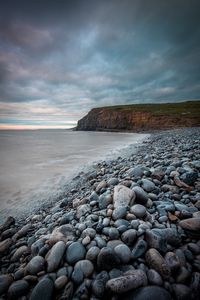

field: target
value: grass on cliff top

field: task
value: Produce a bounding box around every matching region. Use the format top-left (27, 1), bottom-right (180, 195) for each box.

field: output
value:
top-left (97, 100), bottom-right (200, 117)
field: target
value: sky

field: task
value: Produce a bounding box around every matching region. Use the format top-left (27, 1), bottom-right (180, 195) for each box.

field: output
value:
top-left (0, 0), bottom-right (200, 129)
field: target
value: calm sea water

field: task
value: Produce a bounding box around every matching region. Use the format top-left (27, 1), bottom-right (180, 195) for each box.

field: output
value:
top-left (0, 130), bottom-right (148, 221)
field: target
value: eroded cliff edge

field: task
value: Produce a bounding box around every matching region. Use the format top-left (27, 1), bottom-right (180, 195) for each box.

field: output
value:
top-left (76, 101), bottom-right (200, 131)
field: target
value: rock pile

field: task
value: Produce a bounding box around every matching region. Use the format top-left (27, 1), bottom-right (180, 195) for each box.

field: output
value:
top-left (0, 128), bottom-right (200, 299)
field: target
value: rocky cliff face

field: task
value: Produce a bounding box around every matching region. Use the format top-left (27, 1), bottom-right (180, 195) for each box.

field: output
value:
top-left (76, 102), bottom-right (200, 131)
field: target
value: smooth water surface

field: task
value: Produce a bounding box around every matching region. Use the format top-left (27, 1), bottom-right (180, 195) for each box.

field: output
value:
top-left (0, 130), bottom-right (148, 221)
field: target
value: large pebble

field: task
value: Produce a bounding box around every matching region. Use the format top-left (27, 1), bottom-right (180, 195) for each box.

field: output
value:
top-left (48, 225), bottom-right (75, 245)
top-left (179, 217), bottom-right (200, 237)
top-left (30, 278), bottom-right (54, 300)
top-left (132, 186), bottom-right (148, 205)
top-left (141, 179), bottom-right (155, 192)
top-left (26, 256), bottom-right (45, 275)
top-left (54, 275), bottom-right (68, 290)
top-left (0, 238), bottom-right (12, 254)
top-left (86, 246), bottom-right (100, 262)
top-left (132, 239), bottom-right (147, 259)
top-left (7, 280), bottom-right (29, 299)
top-left (97, 247), bottom-right (120, 271)
top-left (112, 206), bottom-right (127, 220)
top-left (147, 269), bottom-right (163, 286)
top-left (145, 248), bottom-right (171, 279)
top-left (74, 260), bottom-right (94, 277)
top-left (11, 245), bottom-right (29, 262)
top-left (113, 185), bottom-right (135, 208)
top-left (99, 193), bottom-right (112, 209)
top-left (114, 244), bottom-right (131, 263)
top-left (65, 241), bottom-right (86, 264)
top-left (0, 274), bottom-right (13, 296)
top-left (46, 241), bottom-right (66, 272)
top-left (76, 204), bottom-right (91, 219)
top-left (122, 286), bottom-right (171, 300)
top-left (106, 270), bottom-right (147, 293)
top-left (121, 229), bottom-right (137, 246)
top-left (172, 283), bottom-right (191, 300)
top-left (131, 204), bottom-right (146, 218)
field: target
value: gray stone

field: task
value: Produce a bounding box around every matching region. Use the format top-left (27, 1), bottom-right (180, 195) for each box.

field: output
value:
top-left (11, 245), bottom-right (29, 262)
top-left (109, 227), bottom-right (120, 239)
top-left (106, 270), bottom-right (147, 293)
top-left (30, 278), bottom-right (54, 300)
top-left (128, 166), bottom-right (144, 177)
top-left (132, 239), bottom-right (147, 259)
top-left (8, 280), bottom-right (29, 299)
top-left (99, 194), bottom-right (112, 209)
top-left (65, 242), bottom-right (86, 264)
top-left (181, 171), bottom-right (198, 186)
top-left (0, 274), bottom-right (13, 296)
top-left (141, 179), bottom-right (155, 192)
top-left (147, 269), bottom-right (163, 286)
top-left (46, 241), bottom-right (66, 272)
top-left (74, 260), bottom-right (94, 277)
top-left (54, 275), bottom-right (68, 290)
top-left (131, 204), bottom-right (146, 218)
top-left (48, 224), bottom-right (75, 245)
top-left (107, 177), bottom-right (119, 186)
top-left (132, 186), bottom-right (148, 205)
top-left (121, 229), bottom-right (137, 246)
top-left (76, 204), bottom-right (91, 219)
top-left (86, 246), bottom-right (100, 262)
top-left (114, 244), bottom-right (131, 263)
top-left (112, 206), bottom-right (127, 220)
top-left (122, 286), bottom-right (171, 300)
top-left (97, 247), bottom-right (120, 271)
top-left (113, 185), bottom-right (135, 208)
top-left (96, 180), bottom-right (107, 193)
top-left (26, 256), bottom-right (45, 275)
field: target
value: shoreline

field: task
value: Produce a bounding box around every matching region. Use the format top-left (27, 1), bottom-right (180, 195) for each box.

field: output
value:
top-left (0, 127), bottom-right (200, 299)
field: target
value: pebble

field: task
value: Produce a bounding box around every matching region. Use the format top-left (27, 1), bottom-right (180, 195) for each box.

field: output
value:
top-left (74, 260), bottom-right (94, 277)
top-left (0, 274), bottom-right (13, 296)
top-left (132, 186), bottom-right (148, 205)
top-left (46, 241), bottom-right (66, 272)
top-left (48, 224), bottom-right (75, 245)
top-left (113, 185), bottom-right (135, 208)
top-left (145, 248), bottom-right (171, 279)
top-left (106, 269), bottom-right (147, 293)
top-left (121, 229), bottom-right (137, 246)
top-left (172, 283), bottom-right (191, 300)
top-left (97, 247), bottom-right (120, 271)
top-left (54, 275), bottom-right (68, 290)
top-left (0, 238), bottom-right (12, 255)
top-left (132, 239), bottom-right (147, 259)
top-left (7, 280), bottom-right (29, 299)
top-left (30, 278), bottom-right (54, 300)
top-left (112, 206), bottom-right (127, 220)
top-left (26, 256), bottom-right (45, 275)
top-left (114, 244), bottom-right (131, 263)
top-left (179, 217), bottom-right (200, 237)
top-left (86, 246), bottom-right (100, 262)
top-left (131, 204), bottom-right (146, 218)
top-left (122, 286), bottom-right (171, 300)
top-left (66, 241), bottom-right (86, 264)
top-left (11, 245), bottom-right (29, 262)
top-left (147, 269), bottom-right (163, 286)
top-left (141, 179), bottom-right (155, 192)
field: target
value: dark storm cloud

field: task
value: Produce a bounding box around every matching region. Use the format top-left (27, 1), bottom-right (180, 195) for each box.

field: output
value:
top-left (0, 0), bottom-right (199, 127)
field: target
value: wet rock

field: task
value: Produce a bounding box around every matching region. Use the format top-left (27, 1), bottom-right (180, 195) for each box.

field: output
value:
top-left (172, 283), bottom-right (191, 300)
top-left (0, 274), bottom-right (13, 296)
top-left (114, 244), bottom-right (131, 263)
top-left (122, 286), bottom-right (171, 300)
top-left (30, 277), bottom-right (54, 300)
top-left (132, 239), bottom-right (147, 259)
top-left (54, 275), bottom-right (68, 290)
top-left (112, 207), bottom-right (127, 220)
top-left (7, 280), bottom-right (29, 299)
top-left (97, 247), bottom-right (120, 271)
top-left (132, 186), bottom-right (148, 205)
top-left (145, 248), bottom-right (171, 279)
top-left (76, 204), bottom-right (91, 219)
top-left (99, 193), bottom-right (112, 209)
top-left (141, 179), bottom-right (155, 192)
top-left (106, 269), bottom-right (147, 293)
top-left (46, 241), bottom-right (66, 272)
top-left (0, 238), bottom-right (12, 254)
top-left (113, 185), bottom-right (135, 208)
top-left (147, 269), bottom-right (163, 286)
top-left (74, 260), bottom-right (94, 277)
top-left (121, 229), bottom-right (137, 246)
top-left (131, 204), bottom-right (146, 218)
top-left (0, 216), bottom-right (15, 233)
top-left (11, 245), bottom-right (29, 262)
top-left (48, 224), bottom-right (75, 245)
top-left (12, 224), bottom-right (32, 241)
top-left (179, 217), bottom-right (200, 238)
top-left (65, 241), bottom-right (86, 264)
top-left (86, 246), bottom-right (100, 262)
top-left (26, 256), bottom-right (45, 275)
top-left (59, 282), bottom-right (73, 300)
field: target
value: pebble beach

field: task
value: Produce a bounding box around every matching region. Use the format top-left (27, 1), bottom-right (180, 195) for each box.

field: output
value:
top-left (0, 127), bottom-right (200, 300)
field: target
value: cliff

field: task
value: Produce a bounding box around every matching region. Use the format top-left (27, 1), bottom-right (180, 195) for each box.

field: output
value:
top-left (76, 101), bottom-right (200, 132)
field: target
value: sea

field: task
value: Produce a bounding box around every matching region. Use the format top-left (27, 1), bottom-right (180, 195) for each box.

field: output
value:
top-left (0, 130), bottom-right (149, 222)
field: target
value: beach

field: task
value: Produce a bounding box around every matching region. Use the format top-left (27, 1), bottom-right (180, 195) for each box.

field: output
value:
top-left (0, 127), bottom-right (200, 299)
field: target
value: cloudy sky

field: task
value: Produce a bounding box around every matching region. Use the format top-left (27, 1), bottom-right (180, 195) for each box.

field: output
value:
top-left (0, 0), bottom-right (199, 129)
